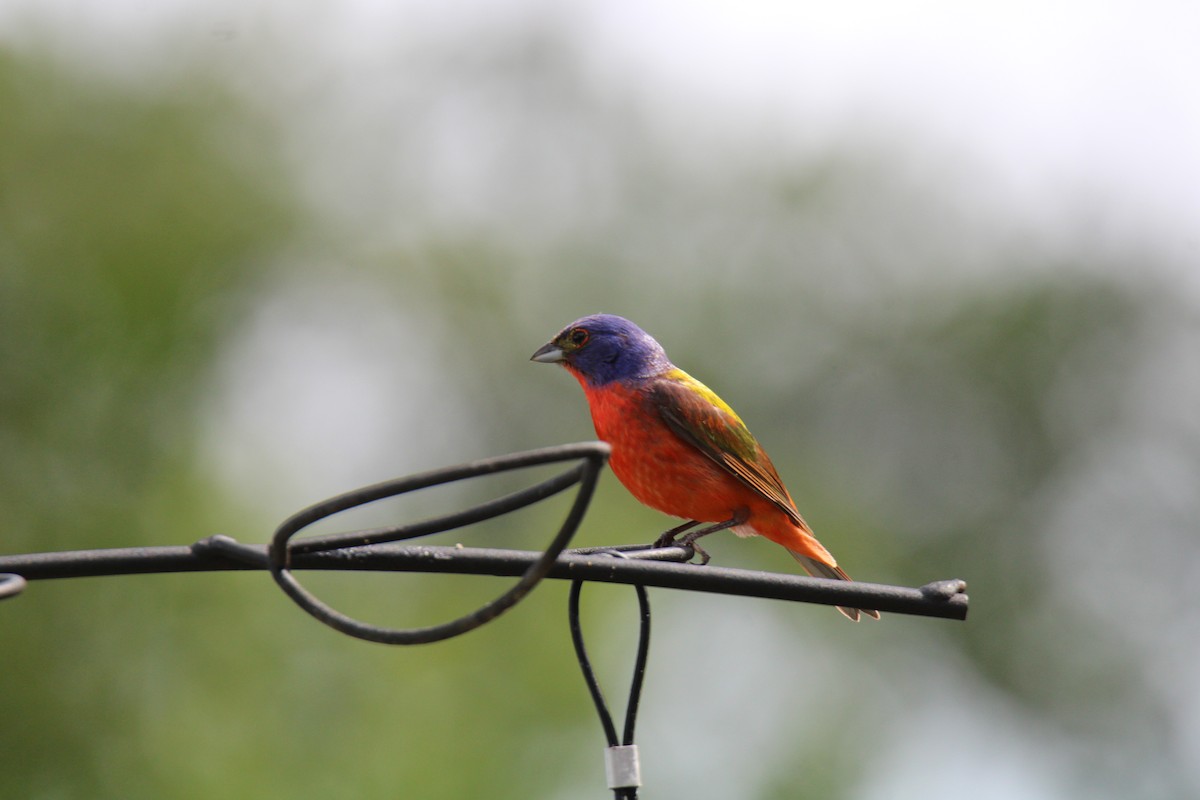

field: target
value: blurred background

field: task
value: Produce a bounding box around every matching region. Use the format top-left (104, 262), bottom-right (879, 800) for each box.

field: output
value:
top-left (2, 1), bottom-right (1198, 798)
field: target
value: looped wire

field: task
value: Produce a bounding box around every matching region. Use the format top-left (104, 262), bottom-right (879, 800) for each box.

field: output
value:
top-left (0, 573), bottom-right (27, 602)
top-left (569, 550), bottom-right (652, 800)
top-left (267, 442), bottom-right (610, 645)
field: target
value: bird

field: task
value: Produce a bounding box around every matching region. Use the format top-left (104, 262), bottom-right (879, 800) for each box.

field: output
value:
top-left (531, 313), bottom-right (879, 621)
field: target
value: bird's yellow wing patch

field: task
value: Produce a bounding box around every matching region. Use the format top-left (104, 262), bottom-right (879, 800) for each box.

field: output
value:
top-left (651, 370), bottom-right (808, 530)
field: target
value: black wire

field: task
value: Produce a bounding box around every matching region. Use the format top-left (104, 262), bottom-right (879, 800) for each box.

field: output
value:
top-left (621, 570), bottom-right (651, 748)
top-left (569, 551), bottom-right (651, 799)
top-left (569, 575), bottom-right (618, 747)
top-left (285, 463), bottom-right (585, 556)
top-left (266, 442), bottom-right (611, 645)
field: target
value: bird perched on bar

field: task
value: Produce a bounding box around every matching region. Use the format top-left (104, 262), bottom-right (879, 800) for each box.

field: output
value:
top-left (531, 313), bottom-right (878, 621)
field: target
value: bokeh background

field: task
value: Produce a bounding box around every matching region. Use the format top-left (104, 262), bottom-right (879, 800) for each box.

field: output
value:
top-left (3, 1), bottom-right (1199, 798)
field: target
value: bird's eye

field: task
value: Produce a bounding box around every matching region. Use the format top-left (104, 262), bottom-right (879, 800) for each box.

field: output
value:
top-left (569, 328), bottom-right (589, 347)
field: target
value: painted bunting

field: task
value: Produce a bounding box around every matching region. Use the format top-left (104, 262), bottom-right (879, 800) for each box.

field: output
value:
top-left (531, 313), bottom-right (878, 621)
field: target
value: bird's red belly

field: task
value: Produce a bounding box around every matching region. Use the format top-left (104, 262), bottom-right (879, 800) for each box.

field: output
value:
top-left (584, 384), bottom-right (748, 523)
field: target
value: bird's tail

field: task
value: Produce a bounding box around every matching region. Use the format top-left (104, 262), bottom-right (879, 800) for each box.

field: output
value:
top-left (788, 550), bottom-right (881, 622)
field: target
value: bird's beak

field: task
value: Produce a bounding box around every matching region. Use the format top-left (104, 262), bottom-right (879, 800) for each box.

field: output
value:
top-left (530, 342), bottom-right (565, 363)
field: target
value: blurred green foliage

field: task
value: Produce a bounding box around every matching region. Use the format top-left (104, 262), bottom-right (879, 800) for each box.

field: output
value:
top-left (2, 35), bottom-right (1197, 800)
top-left (0, 53), bottom-right (288, 796)
top-left (0, 53), bottom-right (290, 552)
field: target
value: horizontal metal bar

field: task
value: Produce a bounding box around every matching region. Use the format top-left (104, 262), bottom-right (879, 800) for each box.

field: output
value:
top-left (0, 539), bottom-right (967, 620)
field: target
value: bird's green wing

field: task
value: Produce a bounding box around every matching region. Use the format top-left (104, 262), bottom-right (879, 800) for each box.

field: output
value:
top-left (649, 369), bottom-right (807, 529)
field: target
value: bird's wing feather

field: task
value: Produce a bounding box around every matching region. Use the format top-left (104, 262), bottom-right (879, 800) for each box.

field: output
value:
top-left (649, 370), bottom-right (809, 530)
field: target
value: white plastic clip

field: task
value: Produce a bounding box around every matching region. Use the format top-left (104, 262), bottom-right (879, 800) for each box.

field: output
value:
top-left (604, 744), bottom-right (641, 789)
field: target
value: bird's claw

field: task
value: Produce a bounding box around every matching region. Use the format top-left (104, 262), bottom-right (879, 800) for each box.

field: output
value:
top-left (677, 532), bottom-right (712, 565)
top-left (649, 528), bottom-right (710, 565)
top-left (652, 520), bottom-right (700, 550)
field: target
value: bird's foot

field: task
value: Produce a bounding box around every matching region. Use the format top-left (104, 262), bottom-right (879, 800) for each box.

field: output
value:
top-left (677, 531), bottom-right (712, 565)
top-left (651, 510), bottom-right (749, 565)
top-left (652, 520), bottom-right (700, 549)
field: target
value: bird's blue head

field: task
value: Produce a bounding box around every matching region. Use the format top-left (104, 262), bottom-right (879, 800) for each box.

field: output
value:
top-left (531, 314), bottom-right (672, 386)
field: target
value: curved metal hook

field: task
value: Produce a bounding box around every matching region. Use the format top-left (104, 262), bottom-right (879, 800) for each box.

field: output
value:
top-left (267, 442), bottom-right (610, 644)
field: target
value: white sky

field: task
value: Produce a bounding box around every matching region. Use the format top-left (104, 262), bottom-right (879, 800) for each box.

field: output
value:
top-left (5, 0), bottom-right (1196, 258)
top-left (579, 0), bottom-right (1200, 243)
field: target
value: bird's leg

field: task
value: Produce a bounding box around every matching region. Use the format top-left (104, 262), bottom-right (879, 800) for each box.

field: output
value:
top-left (676, 508), bottom-right (750, 566)
top-left (653, 520), bottom-right (701, 549)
